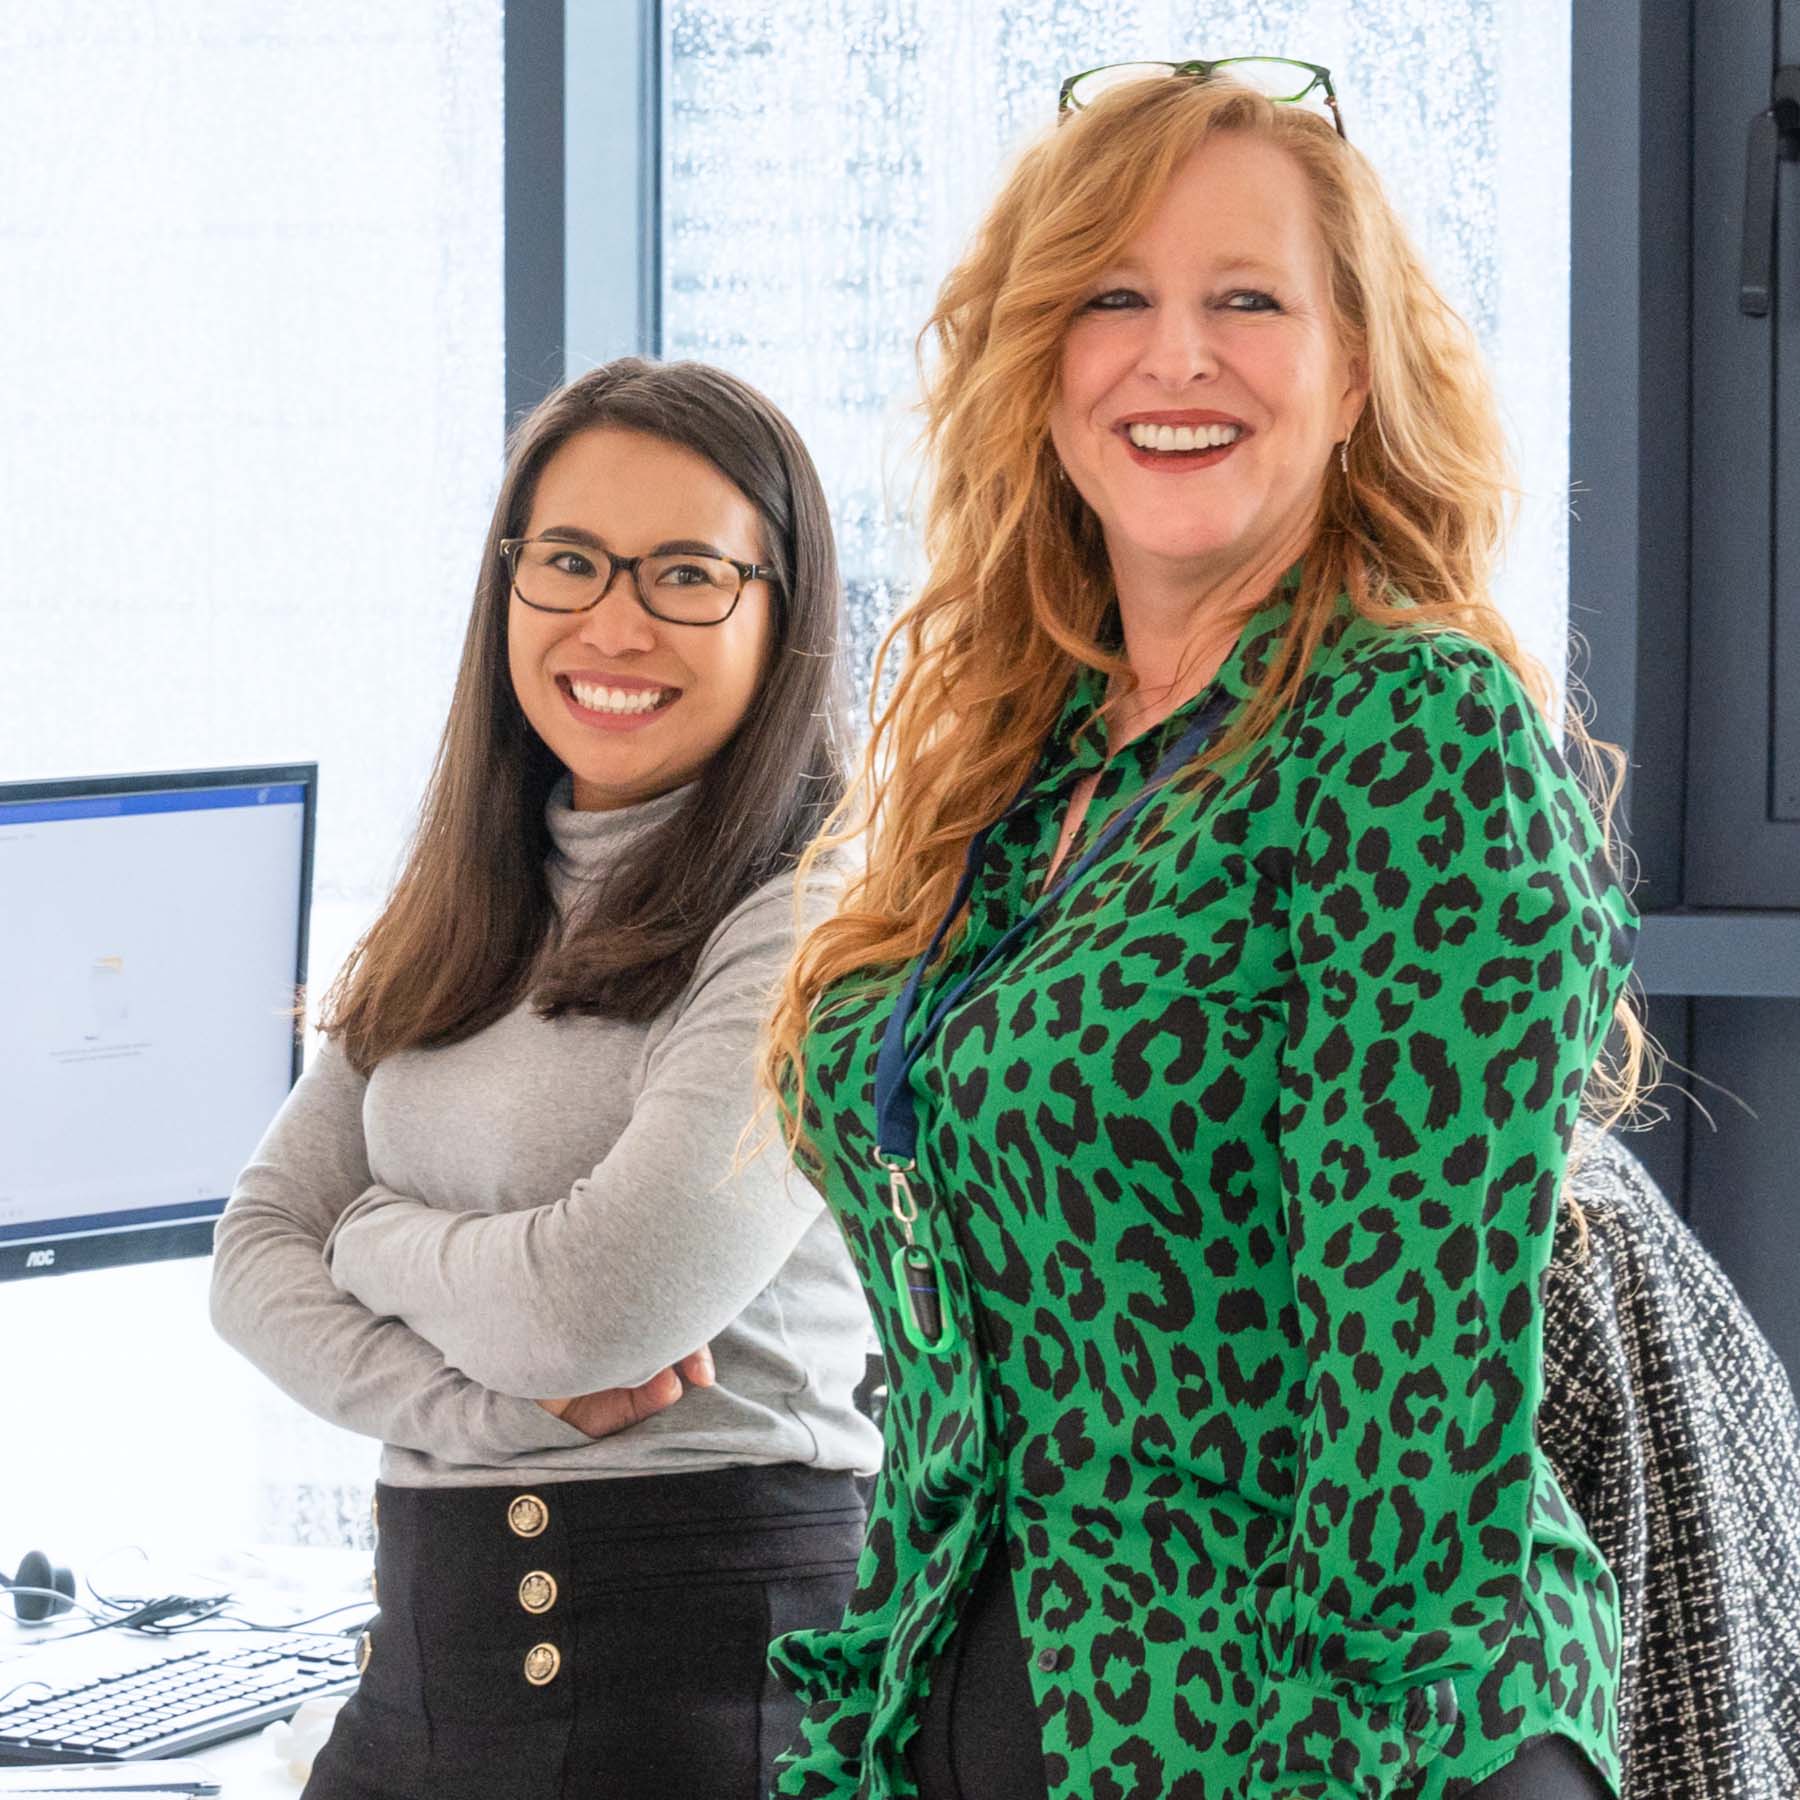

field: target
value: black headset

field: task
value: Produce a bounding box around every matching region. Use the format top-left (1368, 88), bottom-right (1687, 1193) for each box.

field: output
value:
top-left (1, 1552), bottom-right (224, 1632)
top-left (3, 1549), bottom-right (76, 1623)
top-left (0, 1549), bottom-right (363, 1644)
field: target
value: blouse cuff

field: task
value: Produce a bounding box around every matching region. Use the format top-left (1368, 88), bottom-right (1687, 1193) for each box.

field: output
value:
top-left (766, 1625), bottom-right (884, 1797)
top-left (1241, 1669), bottom-right (1460, 1800)
top-left (766, 1619), bottom-right (885, 1709)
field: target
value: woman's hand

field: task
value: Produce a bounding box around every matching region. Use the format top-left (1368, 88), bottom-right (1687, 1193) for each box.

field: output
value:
top-left (537, 1344), bottom-right (716, 1439)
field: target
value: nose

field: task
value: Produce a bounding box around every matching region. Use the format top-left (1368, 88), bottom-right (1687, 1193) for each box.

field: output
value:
top-left (572, 571), bottom-right (660, 658)
top-left (1136, 300), bottom-right (1221, 391)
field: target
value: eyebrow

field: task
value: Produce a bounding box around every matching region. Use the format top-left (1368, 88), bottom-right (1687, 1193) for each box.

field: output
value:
top-left (1104, 254), bottom-right (1291, 281)
top-left (536, 524), bottom-right (734, 559)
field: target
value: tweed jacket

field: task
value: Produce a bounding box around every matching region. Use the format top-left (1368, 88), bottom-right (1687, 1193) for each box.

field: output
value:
top-left (1543, 1124), bottom-right (1800, 1800)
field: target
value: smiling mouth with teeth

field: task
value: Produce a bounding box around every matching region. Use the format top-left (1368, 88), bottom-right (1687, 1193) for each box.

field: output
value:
top-left (562, 677), bottom-right (679, 716)
top-left (1124, 421), bottom-right (1245, 453)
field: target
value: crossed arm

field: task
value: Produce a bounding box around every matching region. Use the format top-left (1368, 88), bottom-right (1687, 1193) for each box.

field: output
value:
top-left (319, 882), bottom-right (825, 1397)
top-left (213, 877), bottom-right (825, 1453)
top-left (210, 1035), bottom-right (597, 1462)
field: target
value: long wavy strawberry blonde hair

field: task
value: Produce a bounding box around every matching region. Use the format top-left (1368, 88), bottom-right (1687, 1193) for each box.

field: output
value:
top-left (757, 74), bottom-right (1656, 1256)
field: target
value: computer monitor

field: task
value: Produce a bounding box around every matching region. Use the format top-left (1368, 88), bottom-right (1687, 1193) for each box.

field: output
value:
top-left (0, 764), bottom-right (316, 1282)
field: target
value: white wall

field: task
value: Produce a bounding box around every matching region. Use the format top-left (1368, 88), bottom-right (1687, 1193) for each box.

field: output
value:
top-left (0, 0), bottom-right (503, 1553)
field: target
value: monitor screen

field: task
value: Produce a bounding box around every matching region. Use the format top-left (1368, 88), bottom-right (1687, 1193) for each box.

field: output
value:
top-left (0, 765), bottom-right (315, 1281)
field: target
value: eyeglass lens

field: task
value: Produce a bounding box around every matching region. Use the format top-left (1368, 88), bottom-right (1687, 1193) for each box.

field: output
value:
top-left (511, 541), bottom-right (743, 623)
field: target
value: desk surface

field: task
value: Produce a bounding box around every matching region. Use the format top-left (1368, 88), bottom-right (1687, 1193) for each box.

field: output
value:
top-left (0, 1547), bottom-right (373, 1798)
top-left (168, 1726), bottom-right (306, 1796)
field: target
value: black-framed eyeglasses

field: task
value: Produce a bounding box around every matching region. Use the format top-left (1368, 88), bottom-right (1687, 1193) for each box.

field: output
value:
top-left (500, 535), bottom-right (777, 627)
top-left (1057, 58), bottom-right (1347, 138)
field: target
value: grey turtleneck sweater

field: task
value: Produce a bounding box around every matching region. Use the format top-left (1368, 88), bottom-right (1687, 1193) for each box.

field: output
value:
top-left (209, 775), bottom-right (881, 1487)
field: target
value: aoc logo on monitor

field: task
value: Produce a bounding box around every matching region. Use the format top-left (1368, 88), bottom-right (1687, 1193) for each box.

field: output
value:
top-left (25, 1249), bottom-right (55, 1269)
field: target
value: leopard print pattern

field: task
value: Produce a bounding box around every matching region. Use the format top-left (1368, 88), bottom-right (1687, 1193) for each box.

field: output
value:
top-left (769, 588), bottom-right (1639, 1800)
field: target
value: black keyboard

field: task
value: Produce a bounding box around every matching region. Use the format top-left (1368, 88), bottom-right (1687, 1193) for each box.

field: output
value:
top-left (0, 1631), bottom-right (362, 1764)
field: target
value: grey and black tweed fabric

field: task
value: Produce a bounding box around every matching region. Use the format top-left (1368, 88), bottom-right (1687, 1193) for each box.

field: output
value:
top-left (1543, 1122), bottom-right (1800, 1799)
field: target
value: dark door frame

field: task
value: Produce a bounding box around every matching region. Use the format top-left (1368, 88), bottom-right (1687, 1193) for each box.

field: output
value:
top-left (1573, 0), bottom-right (1800, 996)
top-left (1572, 0), bottom-right (1800, 1383)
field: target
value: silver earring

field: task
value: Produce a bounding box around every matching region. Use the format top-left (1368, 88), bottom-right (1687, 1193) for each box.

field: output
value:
top-left (1338, 439), bottom-right (1349, 475)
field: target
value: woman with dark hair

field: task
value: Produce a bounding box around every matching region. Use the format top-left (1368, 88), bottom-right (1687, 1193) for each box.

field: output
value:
top-left (210, 357), bottom-right (880, 1800)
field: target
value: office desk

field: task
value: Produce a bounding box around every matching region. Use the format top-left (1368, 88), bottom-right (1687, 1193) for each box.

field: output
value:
top-left (0, 1547), bottom-right (373, 1797)
top-left (165, 1722), bottom-right (315, 1795)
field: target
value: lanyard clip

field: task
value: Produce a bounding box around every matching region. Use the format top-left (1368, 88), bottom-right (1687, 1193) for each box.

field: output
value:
top-left (871, 1148), bottom-right (920, 1245)
top-left (872, 1150), bottom-right (957, 1354)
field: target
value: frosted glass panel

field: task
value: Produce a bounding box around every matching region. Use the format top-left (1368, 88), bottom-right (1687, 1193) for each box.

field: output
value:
top-left (0, 4), bottom-right (504, 913)
top-left (0, 2), bottom-right (502, 1552)
top-left (664, 0), bottom-right (1571, 710)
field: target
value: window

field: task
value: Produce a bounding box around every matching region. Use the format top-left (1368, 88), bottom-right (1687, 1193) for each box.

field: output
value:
top-left (663, 0), bottom-right (1575, 718)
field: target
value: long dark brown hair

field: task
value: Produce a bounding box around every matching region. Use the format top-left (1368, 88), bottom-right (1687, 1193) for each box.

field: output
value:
top-left (320, 357), bottom-right (851, 1075)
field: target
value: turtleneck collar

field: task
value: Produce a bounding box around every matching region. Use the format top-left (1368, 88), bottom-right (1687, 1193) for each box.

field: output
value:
top-left (543, 771), bottom-right (698, 911)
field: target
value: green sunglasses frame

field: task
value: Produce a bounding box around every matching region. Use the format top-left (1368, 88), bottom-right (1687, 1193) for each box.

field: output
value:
top-left (1057, 57), bottom-right (1347, 138)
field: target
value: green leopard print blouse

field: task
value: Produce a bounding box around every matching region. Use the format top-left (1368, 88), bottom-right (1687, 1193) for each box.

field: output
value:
top-left (769, 581), bottom-right (1640, 1800)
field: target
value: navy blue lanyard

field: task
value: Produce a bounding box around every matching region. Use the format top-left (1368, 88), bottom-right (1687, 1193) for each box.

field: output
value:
top-left (871, 687), bottom-right (1234, 1351)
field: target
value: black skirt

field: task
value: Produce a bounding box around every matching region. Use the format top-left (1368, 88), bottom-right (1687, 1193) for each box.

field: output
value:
top-left (303, 1463), bottom-right (864, 1800)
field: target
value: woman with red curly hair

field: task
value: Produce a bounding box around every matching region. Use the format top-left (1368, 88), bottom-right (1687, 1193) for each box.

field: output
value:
top-left (759, 63), bottom-right (1645, 1800)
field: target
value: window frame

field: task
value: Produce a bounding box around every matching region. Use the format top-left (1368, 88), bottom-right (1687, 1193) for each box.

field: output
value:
top-left (505, 0), bottom-right (663, 431)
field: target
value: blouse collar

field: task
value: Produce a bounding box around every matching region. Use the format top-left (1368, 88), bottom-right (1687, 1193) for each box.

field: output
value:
top-left (1043, 563), bottom-right (1333, 784)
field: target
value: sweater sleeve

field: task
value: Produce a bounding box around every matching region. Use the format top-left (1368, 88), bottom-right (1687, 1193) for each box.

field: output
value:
top-left (1242, 636), bottom-right (1639, 1800)
top-left (209, 1035), bottom-right (591, 1461)
top-left (320, 874), bottom-right (830, 1398)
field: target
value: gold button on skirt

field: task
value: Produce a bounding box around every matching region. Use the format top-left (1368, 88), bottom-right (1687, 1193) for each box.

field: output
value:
top-left (519, 1571), bottom-right (558, 1614)
top-left (507, 1493), bottom-right (550, 1539)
